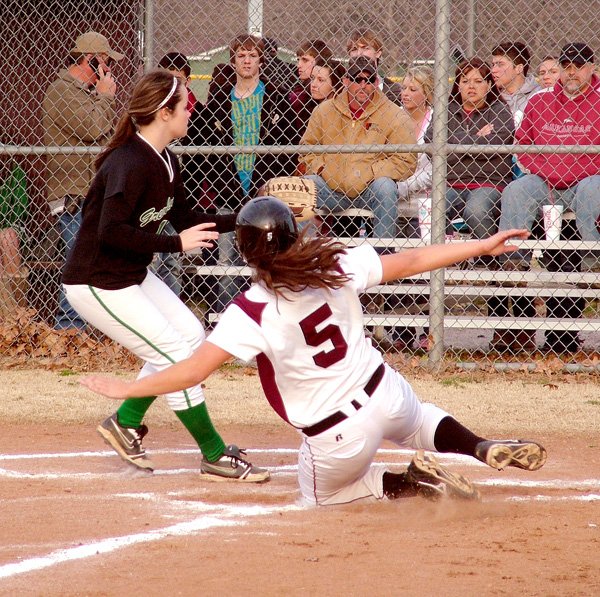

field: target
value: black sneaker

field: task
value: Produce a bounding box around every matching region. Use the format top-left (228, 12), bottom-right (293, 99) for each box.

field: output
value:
top-left (201, 444), bottom-right (270, 483)
top-left (475, 439), bottom-right (547, 471)
top-left (97, 414), bottom-right (154, 472)
top-left (406, 451), bottom-right (480, 500)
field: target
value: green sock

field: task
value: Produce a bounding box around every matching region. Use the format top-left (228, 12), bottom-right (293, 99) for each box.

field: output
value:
top-left (175, 402), bottom-right (225, 462)
top-left (116, 397), bottom-right (157, 428)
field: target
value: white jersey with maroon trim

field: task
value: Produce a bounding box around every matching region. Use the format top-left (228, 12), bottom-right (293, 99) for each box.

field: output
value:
top-left (207, 244), bottom-right (385, 429)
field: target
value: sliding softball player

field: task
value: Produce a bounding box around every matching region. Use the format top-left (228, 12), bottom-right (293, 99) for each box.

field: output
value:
top-left (82, 196), bottom-right (546, 505)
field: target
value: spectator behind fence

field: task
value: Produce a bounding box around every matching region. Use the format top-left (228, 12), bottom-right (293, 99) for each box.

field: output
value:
top-left (289, 40), bottom-right (332, 131)
top-left (206, 62), bottom-right (235, 103)
top-left (346, 29), bottom-right (403, 106)
top-left (302, 55), bottom-right (415, 353)
top-left (537, 56), bottom-right (561, 89)
top-left (389, 66), bottom-right (434, 351)
top-left (440, 59), bottom-right (527, 352)
top-left (310, 59), bottom-right (346, 102)
top-left (261, 37), bottom-right (298, 94)
top-left (0, 163), bottom-right (29, 312)
top-left (397, 66), bottom-right (434, 223)
top-left (203, 34), bottom-right (297, 311)
top-left (158, 52), bottom-right (206, 204)
top-left (488, 43), bottom-right (541, 351)
top-left (288, 59), bottom-right (347, 142)
top-left (491, 42), bottom-right (541, 128)
top-left (0, 163), bottom-right (28, 278)
top-left (499, 42), bottom-right (600, 353)
top-left (501, 44), bottom-right (600, 258)
top-left (436, 59), bottom-right (517, 352)
top-left (301, 56), bottom-right (416, 246)
top-left (148, 51), bottom-right (205, 297)
top-left (289, 59), bottom-right (346, 144)
top-left (425, 58), bottom-right (514, 247)
top-left (42, 31), bottom-right (123, 329)
top-left (158, 52), bottom-right (199, 113)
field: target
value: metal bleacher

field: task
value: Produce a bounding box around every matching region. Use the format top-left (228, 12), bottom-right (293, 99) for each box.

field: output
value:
top-left (182, 209), bottom-right (600, 342)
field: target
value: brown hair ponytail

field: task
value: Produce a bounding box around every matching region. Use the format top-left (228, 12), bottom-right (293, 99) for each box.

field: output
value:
top-left (252, 229), bottom-right (351, 298)
top-left (95, 69), bottom-right (184, 170)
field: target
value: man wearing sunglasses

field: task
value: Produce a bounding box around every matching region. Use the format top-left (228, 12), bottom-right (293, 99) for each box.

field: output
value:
top-left (42, 31), bottom-right (123, 330)
top-left (346, 28), bottom-right (403, 106)
top-left (301, 56), bottom-right (416, 246)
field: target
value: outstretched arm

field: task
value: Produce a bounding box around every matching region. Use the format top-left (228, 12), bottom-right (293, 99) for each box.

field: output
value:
top-left (380, 229), bottom-right (529, 283)
top-left (80, 342), bottom-right (232, 399)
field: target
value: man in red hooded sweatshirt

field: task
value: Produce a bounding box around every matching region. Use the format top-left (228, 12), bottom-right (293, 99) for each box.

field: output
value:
top-left (499, 42), bottom-right (600, 352)
top-left (500, 42), bottom-right (600, 257)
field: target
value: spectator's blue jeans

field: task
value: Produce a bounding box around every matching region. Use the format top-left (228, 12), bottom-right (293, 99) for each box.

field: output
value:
top-left (150, 222), bottom-right (182, 297)
top-left (446, 187), bottom-right (500, 239)
top-left (305, 175), bottom-right (399, 239)
top-left (55, 207), bottom-right (86, 330)
top-left (499, 174), bottom-right (600, 261)
top-left (216, 208), bottom-right (248, 312)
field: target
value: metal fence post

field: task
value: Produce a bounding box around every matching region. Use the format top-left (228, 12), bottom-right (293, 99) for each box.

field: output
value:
top-left (248, 0), bottom-right (263, 36)
top-left (467, 0), bottom-right (476, 57)
top-left (142, 0), bottom-right (154, 73)
top-left (428, 0), bottom-right (452, 369)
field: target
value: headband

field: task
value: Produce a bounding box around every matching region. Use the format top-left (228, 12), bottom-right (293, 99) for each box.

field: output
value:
top-left (152, 76), bottom-right (179, 113)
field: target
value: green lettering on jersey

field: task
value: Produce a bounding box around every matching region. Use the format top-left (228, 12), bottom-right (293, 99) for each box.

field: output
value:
top-left (157, 220), bottom-right (168, 235)
top-left (140, 196), bottom-right (174, 227)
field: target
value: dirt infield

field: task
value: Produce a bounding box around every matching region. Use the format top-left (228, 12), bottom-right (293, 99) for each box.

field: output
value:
top-left (1, 367), bottom-right (599, 596)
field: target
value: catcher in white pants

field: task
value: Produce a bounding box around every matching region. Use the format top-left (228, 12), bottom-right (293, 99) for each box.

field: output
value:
top-left (82, 196), bottom-right (547, 505)
top-left (63, 70), bottom-right (267, 482)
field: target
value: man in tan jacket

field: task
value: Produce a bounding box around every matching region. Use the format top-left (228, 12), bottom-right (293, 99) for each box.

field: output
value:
top-left (42, 31), bottom-right (123, 329)
top-left (300, 56), bottom-right (416, 242)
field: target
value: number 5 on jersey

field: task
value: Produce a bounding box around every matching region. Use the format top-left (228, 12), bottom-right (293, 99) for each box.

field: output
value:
top-left (299, 303), bottom-right (348, 368)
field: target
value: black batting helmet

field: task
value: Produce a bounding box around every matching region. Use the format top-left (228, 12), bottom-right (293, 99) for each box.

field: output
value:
top-left (235, 196), bottom-right (299, 266)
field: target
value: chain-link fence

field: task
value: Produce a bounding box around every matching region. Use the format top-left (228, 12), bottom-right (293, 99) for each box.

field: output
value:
top-left (1, 0), bottom-right (599, 370)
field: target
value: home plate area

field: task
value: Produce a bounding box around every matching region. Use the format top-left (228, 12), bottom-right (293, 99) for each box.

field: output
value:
top-left (0, 436), bottom-right (598, 596)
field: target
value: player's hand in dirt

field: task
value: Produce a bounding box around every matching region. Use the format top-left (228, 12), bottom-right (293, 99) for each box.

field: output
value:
top-left (80, 375), bottom-right (131, 399)
top-left (481, 229), bottom-right (529, 256)
top-left (179, 222), bottom-right (219, 251)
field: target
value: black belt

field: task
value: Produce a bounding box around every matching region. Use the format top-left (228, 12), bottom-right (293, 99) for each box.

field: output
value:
top-left (302, 363), bottom-right (385, 437)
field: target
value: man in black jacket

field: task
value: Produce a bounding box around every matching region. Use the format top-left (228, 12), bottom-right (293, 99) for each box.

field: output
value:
top-left (203, 34), bottom-right (297, 311)
top-left (261, 37), bottom-right (298, 94)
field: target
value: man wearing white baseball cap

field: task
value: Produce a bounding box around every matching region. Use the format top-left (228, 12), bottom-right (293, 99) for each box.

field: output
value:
top-left (42, 31), bottom-right (124, 329)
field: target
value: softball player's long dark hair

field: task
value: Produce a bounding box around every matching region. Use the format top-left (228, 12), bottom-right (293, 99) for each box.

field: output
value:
top-left (96, 69), bottom-right (184, 170)
top-left (252, 227), bottom-right (351, 298)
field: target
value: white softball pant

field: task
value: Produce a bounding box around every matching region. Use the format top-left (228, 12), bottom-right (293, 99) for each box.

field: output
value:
top-left (64, 270), bottom-right (206, 411)
top-left (297, 363), bottom-right (448, 506)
